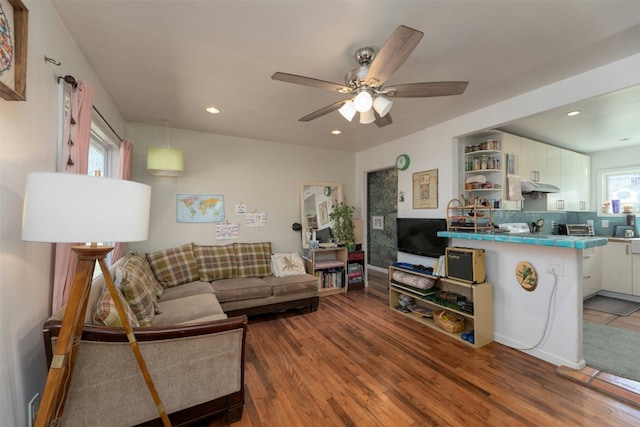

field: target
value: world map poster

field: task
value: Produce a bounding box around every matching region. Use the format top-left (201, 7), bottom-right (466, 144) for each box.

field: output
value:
top-left (177, 194), bottom-right (225, 223)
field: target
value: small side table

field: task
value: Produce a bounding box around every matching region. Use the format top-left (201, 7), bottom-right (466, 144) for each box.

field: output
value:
top-left (347, 250), bottom-right (366, 290)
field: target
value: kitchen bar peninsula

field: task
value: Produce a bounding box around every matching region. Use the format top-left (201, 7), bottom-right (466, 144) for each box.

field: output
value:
top-left (437, 231), bottom-right (608, 369)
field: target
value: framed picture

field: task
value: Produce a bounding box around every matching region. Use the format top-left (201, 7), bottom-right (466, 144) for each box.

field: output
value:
top-left (372, 215), bottom-right (384, 230)
top-left (506, 153), bottom-right (516, 175)
top-left (0, 0), bottom-right (28, 101)
top-left (412, 169), bottom-right (438, 209)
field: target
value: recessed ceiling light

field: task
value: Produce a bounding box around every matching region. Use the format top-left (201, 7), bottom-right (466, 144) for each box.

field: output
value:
top-left (566, 110), bottom-right (581, 116)
top-left (206, 106), bottom-right (220, 114)
top-left (331, 130), bottom-right (342, 135)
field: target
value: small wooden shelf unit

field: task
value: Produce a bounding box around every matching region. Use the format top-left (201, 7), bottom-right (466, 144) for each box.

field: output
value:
top-left (304, 247), bottom-right (348, 296)
top-left (388, 265), bottom-right (493, 348)
top-left (446, 198), bottom-right (493, 233)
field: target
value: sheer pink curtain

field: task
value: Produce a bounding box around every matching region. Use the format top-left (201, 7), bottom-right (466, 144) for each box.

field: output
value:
top-left (51, 80), bottom-right (95, 313)
top-left (111, 139), bottom-right (134, 262)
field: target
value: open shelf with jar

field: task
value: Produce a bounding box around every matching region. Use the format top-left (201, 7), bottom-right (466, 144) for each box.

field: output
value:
top-left (461, 134), bottom-right (513, 209)
top-left (388, 265), bottom-right (493, 348)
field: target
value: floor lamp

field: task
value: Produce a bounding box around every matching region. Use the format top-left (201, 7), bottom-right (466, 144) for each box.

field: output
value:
top-left (22, 172), bottom-right (171, 427)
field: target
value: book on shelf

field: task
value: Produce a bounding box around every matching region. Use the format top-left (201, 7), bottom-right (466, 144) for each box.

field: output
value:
top-left (433, 255), bottom-right (446, 277)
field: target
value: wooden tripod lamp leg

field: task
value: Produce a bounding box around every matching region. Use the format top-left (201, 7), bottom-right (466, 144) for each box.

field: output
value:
top-left (35, 247), bottom-right (109, 427)
top-left (98, 258), bottom-right (171, 426)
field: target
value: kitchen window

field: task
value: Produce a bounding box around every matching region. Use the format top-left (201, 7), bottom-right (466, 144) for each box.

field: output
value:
top-left (598, 167), bottom-right (640, 215)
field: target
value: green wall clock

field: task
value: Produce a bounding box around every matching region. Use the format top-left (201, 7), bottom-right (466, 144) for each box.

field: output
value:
top-left (395, 154), bottom-right (410, 170)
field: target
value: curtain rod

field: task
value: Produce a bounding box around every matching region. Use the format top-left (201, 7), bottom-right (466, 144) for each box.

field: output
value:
top-left (58, 75), bottom-right (124, 142)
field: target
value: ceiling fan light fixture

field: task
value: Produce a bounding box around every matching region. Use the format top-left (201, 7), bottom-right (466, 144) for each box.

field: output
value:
top-left (338, 101), bottom-right (357, 121)
top-left (373, 95), bottom-right (393, 117)
top-left (359, 109), bottom-right (376, 124)
top-left (354, 91), bottom-right (373, 113)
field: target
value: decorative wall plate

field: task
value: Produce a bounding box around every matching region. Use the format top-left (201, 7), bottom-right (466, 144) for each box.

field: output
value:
top-left (516, 261), bottom-right (538, 291)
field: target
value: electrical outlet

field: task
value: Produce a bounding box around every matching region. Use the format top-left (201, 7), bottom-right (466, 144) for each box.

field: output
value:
top-left (28, 393), bottom-right (39, 427)
top-left (587, 219), bottom-right (594, 227)
top-left (545, 261), bottom-right (564, 276)
top-left (602, 220), bottom-right (609, 228)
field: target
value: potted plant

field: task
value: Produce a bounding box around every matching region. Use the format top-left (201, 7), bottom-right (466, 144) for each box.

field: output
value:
top-left (329, 202), bottom-right (356, 251)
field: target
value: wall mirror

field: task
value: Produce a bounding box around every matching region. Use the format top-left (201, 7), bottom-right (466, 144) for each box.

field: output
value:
top-left (300, 181), bottom-right (343, 248)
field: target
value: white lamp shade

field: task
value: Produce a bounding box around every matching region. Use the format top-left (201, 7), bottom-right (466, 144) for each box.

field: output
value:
top-left (22, 173), bottom-right (151, 243)
top-left (373, 96), bottom-right (393, 117)
top-left (338, 101), bottom-right (357, 121)
top-left (147, 147), bottom-right (184, 176)
top-left (353, 91), bottom-right (373, 113)
top-left (359, 109), bottom-right (376, 124)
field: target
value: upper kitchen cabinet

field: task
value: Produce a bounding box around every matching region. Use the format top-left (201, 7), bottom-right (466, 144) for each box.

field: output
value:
top-left (521, 137), bottom-right (559, 186)
top-left (547, 149), bottom-right (590, 211)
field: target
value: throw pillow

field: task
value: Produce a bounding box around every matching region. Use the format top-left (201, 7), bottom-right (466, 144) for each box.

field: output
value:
top-left (271, 253), bottom-right (306, 277)
top-left (193, 244), bottom-right (237, 281)
top-left (125, 254), bottom-right (164, 300)
top-left (92, 283), bottom-right (140, 328)
top-left (145, 243), bottom-right (199, 288)
top-left (118, 265), bottom-right (155, 327)
top-left (233, 242), bottom-right (272, 278)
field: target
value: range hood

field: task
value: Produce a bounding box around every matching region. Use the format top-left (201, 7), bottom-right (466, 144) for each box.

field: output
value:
top-left (521, 181), bottom-right (560, 193)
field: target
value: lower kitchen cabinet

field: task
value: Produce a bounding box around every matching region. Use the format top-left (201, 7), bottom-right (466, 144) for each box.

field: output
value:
top-left (633, 254), bottom-right (640, 296)
top-left (602, 240), bottom-right (632, 294)
top-left (582, 246), bottom-right (602, 298)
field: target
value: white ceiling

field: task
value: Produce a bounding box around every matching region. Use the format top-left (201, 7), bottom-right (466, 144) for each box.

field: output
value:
top-left (50, 0), bottom-right (640, 153)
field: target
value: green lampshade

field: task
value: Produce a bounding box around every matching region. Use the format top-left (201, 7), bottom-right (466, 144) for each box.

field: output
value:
top-left (147, 147), bottom-right (184, 176)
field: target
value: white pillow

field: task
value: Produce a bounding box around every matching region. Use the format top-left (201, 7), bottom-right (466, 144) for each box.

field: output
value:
top-left (271, 253), bottom-right (306, 277)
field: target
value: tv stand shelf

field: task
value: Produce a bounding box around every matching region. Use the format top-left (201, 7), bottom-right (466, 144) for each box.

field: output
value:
top-left (388, 266), bottom-right (493, 348)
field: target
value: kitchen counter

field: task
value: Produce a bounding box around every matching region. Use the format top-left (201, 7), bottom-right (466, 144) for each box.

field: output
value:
top-left (437, 231), bottom-right (608, 249)
top-left (441, 232), bottom-right (592, 369)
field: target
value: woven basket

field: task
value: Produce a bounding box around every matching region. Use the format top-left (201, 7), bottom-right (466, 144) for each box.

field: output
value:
top-left (433, 310), bottom-right (465, 333)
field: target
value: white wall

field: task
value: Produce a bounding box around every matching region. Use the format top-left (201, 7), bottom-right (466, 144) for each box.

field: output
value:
top-left (126, 123), bottom-right (355, 254)
top-left (0, 1), bottom-right (125, 425)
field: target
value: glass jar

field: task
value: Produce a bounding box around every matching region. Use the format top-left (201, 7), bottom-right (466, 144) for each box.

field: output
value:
top-left (480, 155), bottom-right (488, 170)
top-left (487, 156), bottom-right (495, 169)
top-left (472, 156), bottom-right (480, 170)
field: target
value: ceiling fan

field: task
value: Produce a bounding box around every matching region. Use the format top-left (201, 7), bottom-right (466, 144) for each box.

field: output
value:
top-left (272, 25), bottom-right (469, 127)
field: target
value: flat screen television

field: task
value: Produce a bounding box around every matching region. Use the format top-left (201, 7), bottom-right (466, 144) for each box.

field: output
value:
top-left (397, 218), bottom-right (449, 258)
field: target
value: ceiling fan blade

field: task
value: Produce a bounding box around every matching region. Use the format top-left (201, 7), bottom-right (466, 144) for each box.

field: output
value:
top-left (364, 25), bottom-right (424, 88)
top-left (386, 81), bottom-right (469, 98)
top-left (374, 112), bottom-right (392, 128)
top-left (272, 72), bottom-right (351, 93)
top-left (299, 100), bottom-right (348, 122)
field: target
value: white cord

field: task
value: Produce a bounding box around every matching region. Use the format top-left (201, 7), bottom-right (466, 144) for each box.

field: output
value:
top-left (510, 270), bottom-right (558, 351)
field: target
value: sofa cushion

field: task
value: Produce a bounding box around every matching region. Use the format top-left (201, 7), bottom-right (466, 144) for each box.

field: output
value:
top-left (118, 265), bottom-right (155, 327)
top-left (271, 253), bottom-right (306, 277)
top-left (160, 281), bottom-right (216, 302)
top-left (211, 277), bottom-right (272, 302)
top-left (233, 242), bottom-right (272, 278)
top-left (146, 243), bottom-right (199, 288)
top-left (263, 274), bottom-right (319, 296)
top-left (126, 254), bottom-right (164, 300)
top-left (193, 244), bottom-right (237, 281)
top-left (92, 283), bottom-right (140, 328)
top-left (154, 293), bottom-right (226, 326)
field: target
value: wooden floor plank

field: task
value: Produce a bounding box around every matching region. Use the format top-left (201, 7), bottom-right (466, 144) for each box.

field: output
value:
top-left (199, 269), bottom-right (640, 426)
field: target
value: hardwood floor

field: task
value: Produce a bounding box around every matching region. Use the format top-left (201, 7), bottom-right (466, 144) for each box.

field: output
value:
top-left (202, 270), bottom-right (640, 426)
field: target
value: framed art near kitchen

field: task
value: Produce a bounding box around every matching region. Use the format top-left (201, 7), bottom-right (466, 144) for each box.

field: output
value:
top-left (371, 215), bottom-right (384, 230)
top-left (412, 169), bottom-right (438, 209)
top-left (0, 0), bottom-right (28, 101)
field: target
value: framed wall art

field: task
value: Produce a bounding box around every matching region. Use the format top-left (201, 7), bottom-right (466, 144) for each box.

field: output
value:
top-left (0, 0), bottom-right (28, 101)
top-left (412, 169), bottom-right (438, 209)
top-left (371, 215), bottom-right (384, 230)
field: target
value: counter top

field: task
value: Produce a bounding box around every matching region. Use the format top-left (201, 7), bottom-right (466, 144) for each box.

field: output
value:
top-left (437, 231), bottom-right (608, 249)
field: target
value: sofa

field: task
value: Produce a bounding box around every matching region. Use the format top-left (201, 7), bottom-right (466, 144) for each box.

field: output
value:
top-left (42, 242), bottom-right (319, 426)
